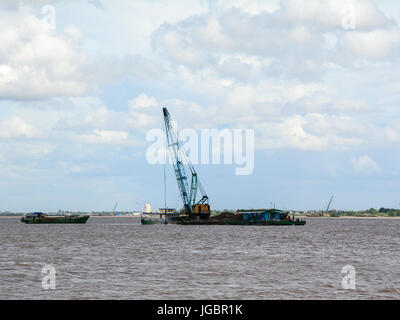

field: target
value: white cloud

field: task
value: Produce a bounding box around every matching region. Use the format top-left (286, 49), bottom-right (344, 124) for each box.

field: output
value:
top-left (255, 114), bottom-right (366, 151)
top-left (126, 94), bottom-right (161, 130)
top-left (143, 0), bottom-right (400, 155)
top-left (299, 95), bottom-right (371, 113)
top-left (58, 105), bottom-right (112, 131)
top-left (0, 9), bottom-right (91, 100)
top-left (0, 116), bottom-right (41, 139)
top-left (0, 0), bottom-right (19, 11)
top-left (54, 95), bottom-right (161, 134)
top-left (152, 0), bottom-right (398, 83)
top-left (0, 0), bottom-right (398, 172)
top-left (350, 155), bottom-right (381, 172)
top-left (0, 141), bottom-right (53, 161)
top-left (341, 29), bottom-right (400, 60)
top-left (69, 165), bottom-right (82, 173)
top-left (129, 94), bottom-right (158, 109)
top-left (281, 0), bottom-right (391, 30)
top-left (386, 127), bottom-right (400, 142)
top-left (79, 129), bottom-right (129, 145)
top-left (202, 0), bottom-right (280, 15)
top-left (64, 25), bottom-right (84, 42)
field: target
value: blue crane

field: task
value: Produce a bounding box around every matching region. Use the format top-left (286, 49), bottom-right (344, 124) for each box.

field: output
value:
top-left (162, 107), bottom-right (209, 218)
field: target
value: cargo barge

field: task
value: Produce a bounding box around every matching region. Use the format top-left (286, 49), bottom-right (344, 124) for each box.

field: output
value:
top-left (150, 107), bottom-right (306, 227)
top-left (141, 209), bottom-right (306, 226)
top-left (21, 212), bottom-right (90, 224)
top-left (176, 209), bottom-right (306, 226)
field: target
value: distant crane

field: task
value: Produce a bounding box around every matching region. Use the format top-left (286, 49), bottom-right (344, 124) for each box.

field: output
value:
top-left (162, 107), bottom-right (210, 219)
top-left (323, 196), bottom-right (333, 217)
top-left (112, 202), bottom-right (118, 216)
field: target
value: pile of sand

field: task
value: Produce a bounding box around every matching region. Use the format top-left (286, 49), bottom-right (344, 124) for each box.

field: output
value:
top-left (214, 211), bottom-right (236, 219)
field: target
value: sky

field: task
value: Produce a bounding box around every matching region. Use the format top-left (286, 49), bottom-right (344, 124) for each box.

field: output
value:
top-left (1, 0), bottom-right (400, 212)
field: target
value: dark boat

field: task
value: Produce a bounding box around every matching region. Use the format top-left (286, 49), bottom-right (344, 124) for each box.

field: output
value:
top-left (21, 212), bottom-right (90, 224)
top-left (174, 209), bottom-right (306, 226)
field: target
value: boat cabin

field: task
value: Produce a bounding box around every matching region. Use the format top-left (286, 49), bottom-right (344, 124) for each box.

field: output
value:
top-left (237, 209), bottom-right (289, 222)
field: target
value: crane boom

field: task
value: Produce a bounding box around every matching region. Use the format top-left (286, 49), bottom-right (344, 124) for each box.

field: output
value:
top-left (112, 202), bottom-right (118, 216)
top-left (325, 196), bottom-right (333, 215)
top-left (162, 107), bottom-right (209, 218)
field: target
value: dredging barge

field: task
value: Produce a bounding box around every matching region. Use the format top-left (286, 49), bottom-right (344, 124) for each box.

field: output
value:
top-left (146, 107), bottom-right (306, 227)
top-left (178, 209), bottom-right (306, 226)
top-left (21, 212), bottom-right (90, 224)
top-left (141, 208), bottom-right (305, 226)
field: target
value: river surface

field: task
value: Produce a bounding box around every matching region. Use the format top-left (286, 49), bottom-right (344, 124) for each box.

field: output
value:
top-left (0, 217), bottom-right (399, 299)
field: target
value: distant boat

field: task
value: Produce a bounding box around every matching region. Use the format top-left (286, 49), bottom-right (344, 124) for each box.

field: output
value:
top-left (21, 212), bottom-right (89, 224)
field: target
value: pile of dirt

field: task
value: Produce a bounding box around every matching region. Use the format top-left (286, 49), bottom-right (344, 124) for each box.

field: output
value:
top-left (214, 211), bottom-right (236, 219)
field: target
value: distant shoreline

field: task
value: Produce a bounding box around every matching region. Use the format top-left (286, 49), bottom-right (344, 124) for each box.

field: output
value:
top-left (296, 215), bottom-right (400, 220)
top-left (1, 215), bottom-right (400, 220)
top-left (0, 215), bottom-right (140, 218)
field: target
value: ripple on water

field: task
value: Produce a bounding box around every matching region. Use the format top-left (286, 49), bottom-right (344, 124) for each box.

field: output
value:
top-left (0, 217), bottom-right (399, 299)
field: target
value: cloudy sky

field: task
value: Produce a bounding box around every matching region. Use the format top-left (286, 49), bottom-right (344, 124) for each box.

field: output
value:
top-left (1, 0), bottom-right (400, 212)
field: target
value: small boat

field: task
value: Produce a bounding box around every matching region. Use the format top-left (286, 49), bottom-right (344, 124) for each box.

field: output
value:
top-left (21, 212), bottom-right (89, 224)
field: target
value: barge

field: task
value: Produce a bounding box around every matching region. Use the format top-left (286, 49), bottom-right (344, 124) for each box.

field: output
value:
top-left (141, 209), bottom-right (306, 226)
top-left (21, 212), bottom-right (90, 224)
top-left (149, 107), bottom-right (306, 227)
top-left (176, 209), bottom-right (306, 226)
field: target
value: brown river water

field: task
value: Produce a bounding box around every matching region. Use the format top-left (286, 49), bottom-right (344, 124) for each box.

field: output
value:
top-left (0, 217), bottom-right (399, 299)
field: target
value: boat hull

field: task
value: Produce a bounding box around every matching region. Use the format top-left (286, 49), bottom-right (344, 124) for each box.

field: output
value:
top-left (141, 210), bottom-right (307, 226)
top-left (21, 216), bottom-right (90, 224)
top-left (140, 217), bottom-right (166, 225)
top-left (178, 219), bottom-right (306, 226)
